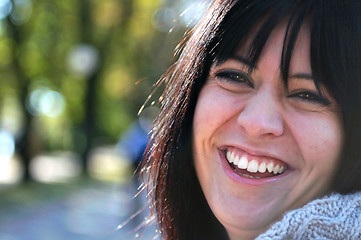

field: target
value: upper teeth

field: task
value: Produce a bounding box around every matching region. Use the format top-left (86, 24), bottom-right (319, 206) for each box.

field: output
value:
top-left (226, 151), bottom-right (285, 174)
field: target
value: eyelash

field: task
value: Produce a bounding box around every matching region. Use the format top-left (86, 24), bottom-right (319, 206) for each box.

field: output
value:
top-left (214, 70), bottom-right (254, 88)
top-left (287, 91), bottom-right (331, 106)
top-left (214, 69), bottom-right (331, 106)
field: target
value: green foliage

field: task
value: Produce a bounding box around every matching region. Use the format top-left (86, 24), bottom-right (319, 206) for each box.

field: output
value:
top-left (0, 0), bottom-right (182, 156)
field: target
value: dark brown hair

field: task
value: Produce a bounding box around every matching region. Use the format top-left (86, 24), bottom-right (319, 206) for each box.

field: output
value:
top-left (142, 0), bottom-right (361, 239)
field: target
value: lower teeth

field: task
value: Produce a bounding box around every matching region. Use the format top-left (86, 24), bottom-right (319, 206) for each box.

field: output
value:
top-left (241, 173), bottom-right (261, 179)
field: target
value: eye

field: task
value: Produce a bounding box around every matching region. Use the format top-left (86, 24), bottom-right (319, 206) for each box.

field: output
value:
top-left (214, 69), bottom-right (254, 88)
top-left (287, 90), bottom-right (331, 106)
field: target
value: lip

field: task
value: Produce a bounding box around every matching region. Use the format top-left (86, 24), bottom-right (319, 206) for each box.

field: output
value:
top-left (220, 144), bottom-right (289, 163)
top-left (218, 147), bottom-right (293, 186)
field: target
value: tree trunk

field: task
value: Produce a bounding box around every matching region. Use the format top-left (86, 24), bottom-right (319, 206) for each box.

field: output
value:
top-left (7, 19), bottom-right (34, 182)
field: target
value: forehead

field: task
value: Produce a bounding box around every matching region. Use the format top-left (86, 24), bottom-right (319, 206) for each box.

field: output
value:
top-left (234, 20), bottom-right (311, 74)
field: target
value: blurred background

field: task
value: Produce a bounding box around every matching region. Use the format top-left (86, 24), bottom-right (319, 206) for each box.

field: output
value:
top-left (0, 0), bottom-right (207, 239)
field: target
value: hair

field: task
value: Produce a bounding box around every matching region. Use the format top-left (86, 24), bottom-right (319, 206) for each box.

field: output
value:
top-left (141, 0), bottom-right (361, 239)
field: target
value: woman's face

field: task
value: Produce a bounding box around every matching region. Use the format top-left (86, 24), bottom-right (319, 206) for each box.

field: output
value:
top-left (192, 22), bottom-right (343, 239)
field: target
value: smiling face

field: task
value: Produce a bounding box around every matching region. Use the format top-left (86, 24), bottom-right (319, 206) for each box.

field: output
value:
top-left (192, 22), bottom-right (343, 239)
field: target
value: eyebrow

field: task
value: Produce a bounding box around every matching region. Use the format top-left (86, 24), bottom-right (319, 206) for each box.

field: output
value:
top-left (289, 73), bottom-right (313, 80)
top-left (230, 55), bottom-right (256, 69)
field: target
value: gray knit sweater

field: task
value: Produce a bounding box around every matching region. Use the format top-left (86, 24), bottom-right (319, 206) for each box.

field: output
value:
top-left (255, 192), bottom-right (361, 240)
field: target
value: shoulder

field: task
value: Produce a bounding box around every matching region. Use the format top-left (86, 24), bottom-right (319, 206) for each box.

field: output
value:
top-left (256, 192), bottom-right (361, 240)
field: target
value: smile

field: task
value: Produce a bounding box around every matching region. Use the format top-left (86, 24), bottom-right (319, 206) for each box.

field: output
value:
top-left (225, 149), bottom-right (288, 179)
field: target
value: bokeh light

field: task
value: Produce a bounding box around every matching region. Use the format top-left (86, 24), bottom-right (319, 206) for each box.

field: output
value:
top-left (0, 130), bottom-right (23, 184)
top-left (179, 0), bottom-right (207, 27)
top-left (0, 0), bottom-right (12, 20)
top-left (103, 67), bottom-right (132, 99)
top-left (0, 130), bottom-right (15, 159)
top-left (1, 96), bottom-right (24, 138)
top-left (88, 146), bottom-right (132, 183)
top-left (0, 154), bottom-right (23, 184)
top-left (30, 152), bottom-right (81, 183)
top-left (10, 0), bottom-right (33, 25)
top-left (0, 0), bottom-right (175, 238)
top-left (66, 44), bottom-right (99, 77)
top-left (152, 7), bottom-right (177, 32)
top-left (27, 87), bottom-right (66, 118)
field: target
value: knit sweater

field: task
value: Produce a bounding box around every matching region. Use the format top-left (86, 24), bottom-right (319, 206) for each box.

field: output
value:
top-left (255, 192), bottom-right (361, 240)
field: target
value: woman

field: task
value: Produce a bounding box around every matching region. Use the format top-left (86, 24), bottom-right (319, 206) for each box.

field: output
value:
top-left (141, 0), bottom-right (361, 239)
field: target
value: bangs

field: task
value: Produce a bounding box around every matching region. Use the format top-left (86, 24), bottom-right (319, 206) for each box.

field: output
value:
top-left (212, 0), bottom-right (322, 91)
top-left (207, 0), bottom-right (361, 192)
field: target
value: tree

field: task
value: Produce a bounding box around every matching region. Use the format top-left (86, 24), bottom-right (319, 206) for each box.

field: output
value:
top-left (0, 0), bottom-right (181, 182)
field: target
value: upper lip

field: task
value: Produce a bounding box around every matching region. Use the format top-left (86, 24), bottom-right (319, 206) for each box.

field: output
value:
top-left (219, 143), bottom-right (293, 169)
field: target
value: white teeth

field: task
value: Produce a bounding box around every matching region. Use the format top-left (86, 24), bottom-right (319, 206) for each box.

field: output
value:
top-left (247, 160), bottom-right (258, 173)
top-left (267, 162), bottom-right (274, 173)
top-left (273, 164), bottom-right (280, 174)
top-left (226, 151), bottom-right (233, 163)
top-left (226, 151), bottom-right (286, 175)
top-left (231, 152), bottom-right (235, 162)
top-left (234, 155), bottom-right (240, 165)
top-left (238, 155), bottom-right (248, 169)
top-left (258, 162), bottom-right (266, 173)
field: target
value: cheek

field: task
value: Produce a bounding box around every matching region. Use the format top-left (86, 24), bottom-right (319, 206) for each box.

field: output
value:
top-left (192, 85), bottom-right (240, 189)
top-left (289, 113), bottom-right (343, 169)
top-left (193, 85), bottom-right (241, 141)
top-left (194, 92), bottom-right (224, 134)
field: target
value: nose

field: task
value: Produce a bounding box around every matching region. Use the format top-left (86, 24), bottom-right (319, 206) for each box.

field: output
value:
top-left (237, 93), bottom-right (284, 138)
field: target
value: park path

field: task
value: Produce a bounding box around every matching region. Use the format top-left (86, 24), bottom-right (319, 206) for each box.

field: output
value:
top-left (0, 179), bottom-right (157, 240)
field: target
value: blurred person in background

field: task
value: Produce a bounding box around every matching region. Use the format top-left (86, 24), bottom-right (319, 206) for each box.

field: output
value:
top-left (141, 0), bottom-right (361, 239)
